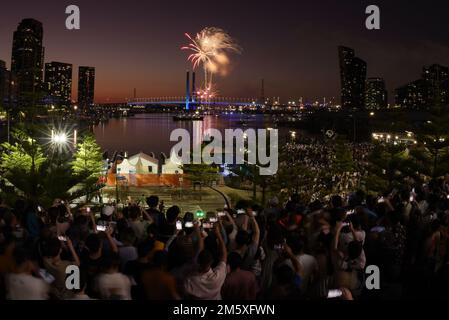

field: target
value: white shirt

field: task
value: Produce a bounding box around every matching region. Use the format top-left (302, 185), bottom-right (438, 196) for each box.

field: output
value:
top-left (284, 254), bottom-right (318, 292)
top-left (96, 272), bottom-right (132, 300)
top-left (118, 246), bottom-right (138, 270)
top-left (6, 273), bottom-right (49, 300)
top-left (184, 261), bottom-right (227, 300)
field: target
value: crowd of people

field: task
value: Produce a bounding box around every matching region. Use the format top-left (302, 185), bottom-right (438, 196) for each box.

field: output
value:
top-left (1, 175), bottom-right (449, 300)
top-left (283, 140), bottom-right (373, 173)
top-left (280, 140), bottom-right (373, 197)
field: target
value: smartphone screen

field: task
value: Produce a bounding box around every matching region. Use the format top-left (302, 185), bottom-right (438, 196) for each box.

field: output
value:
top-left (327, 289), bottom-right (343, 299)
top-left (209, 217), bottom-right (218, 223)
top-left (39, 269), bottom-right (56, 284)
top-left (217, 211), bottom-right (226, 217)
top-left (96, 225), bottom-right (107, 232)
top-left (184, 222), bottom-right (194, 228)
top-left (203, 222), bottom-right (212, 229)
top-left (176, 221), bottom-right (183, 230)
top-left (87, 207), bottom-right (91, 213)
top-left (57, 235), bottom-right (67, 242)
top-left (237, 209), bottom-right (245, 215)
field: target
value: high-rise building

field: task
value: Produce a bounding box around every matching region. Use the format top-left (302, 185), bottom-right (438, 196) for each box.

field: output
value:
top-left (365, 78), bottom-right (388, 110)
top-left (0, 60), bottom-right (7, 107)
top-left (0, 60), bottom-right (18, 109)
top-left (338, 46), bottom-right (367, 110)
top-left (44, 62), bottom-right (72, 108)
top-left (11, 19), bottom-right (44, 107)
top-left (395, 64), bottom-right (449, 110)
top-left (395, 79), bottom-right (428, 110)
top-left (78, 66), bottom-right (95, 110)
top-left (422, 64), bottom-right (449, 106)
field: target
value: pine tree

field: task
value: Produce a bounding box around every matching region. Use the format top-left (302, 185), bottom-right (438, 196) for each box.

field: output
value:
top-left (72, 135), bottom-right (104, 202)
top-left (413, 105), bottom-right (449, 178)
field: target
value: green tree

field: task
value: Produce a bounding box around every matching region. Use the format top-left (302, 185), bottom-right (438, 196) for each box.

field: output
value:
top-left (333, 138), bottom-right (355, 173)
top-left (0, 128), bottom-right (82, 205)
top-left (365, 142), bottom-right (418, 193)
top-left (71, 135), bottom-right (104, 202)
top-left (0, 129), bottom-right (46, 200)
top-left (182, 163), bottom-right (220, 190)
top-left (414, 105), bottom-right (449, 178)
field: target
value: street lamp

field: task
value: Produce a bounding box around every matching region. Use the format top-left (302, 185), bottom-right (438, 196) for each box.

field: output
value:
top-left (290, 131), bottom-right (297, 141)
top-left (51, 132), bottom-right (67, 144)
top-left (116, 167), bottom-right (121, 204)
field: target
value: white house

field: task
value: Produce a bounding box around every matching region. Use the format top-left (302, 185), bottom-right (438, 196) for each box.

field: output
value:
top-left (116, 158), bottom-right (136, 174)
top-left (128, 152), bottom-right (159, 174)
top-left (161, 151), bottom-right (183, 174)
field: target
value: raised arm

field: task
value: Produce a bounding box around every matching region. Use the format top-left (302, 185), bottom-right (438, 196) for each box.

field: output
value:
top-left (194, 221), bottom-right (204, 255)
top-left (249, 215), bottom-right (260, 245)
top-left (66, 237), bottom-right (80, 266)
top-left (214, 221), bottom-right (227, 263)
top-left (284, 244), bottom-right (302, 277)
top-left (141, 207), bottom-right (154, 224)
top-left (105, 226), bottom-right (118, 253)
top-left (333, 221), bottom-right (343, 251)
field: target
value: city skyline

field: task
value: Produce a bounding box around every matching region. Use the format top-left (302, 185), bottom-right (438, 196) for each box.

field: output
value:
top-left (1, 1), bottom-right (449, 103)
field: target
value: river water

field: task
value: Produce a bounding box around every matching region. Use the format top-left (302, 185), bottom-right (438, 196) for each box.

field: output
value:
top-left (93, 113), bottom-right (294, 156)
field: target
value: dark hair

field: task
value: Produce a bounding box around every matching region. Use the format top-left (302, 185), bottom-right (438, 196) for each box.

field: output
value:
top-left (48, 207), bottom-right (60, 224)
top-left (153, 250), bottom-right (168, 268)
top-left (228, 252), bottom-right (243, 271)
top-left (287, 234), bottom-right (304, 255)
top-left (275, 264), bottom-right (295, 285)
top-left (347, 241), bottom-right (363, 260)
top-left (235, 200), bottom-right (250, 211)
top-left (85, 233), bottom-right (102, 253)
top-left (235, 230), bottom-right (250, 247)
top-left (267, 224), bottom-right (284, 248)
top-left (137, 239), bottom-right (155, 258)
top-left (74, 214), bottom-right (89, 226)
top-left (146, 196), bottom-right (159, 208)
top-left (197, 249), bottom-right (213, 271)
top-left (129, 206), bottom-right (140, 220)
top-left (331, 195), bottom-right (343, 208)
top-left (43, 237), bottom-right (62, 258)
top-left (120, 227), bottom-right (136, 245)
top-left (166, 206), bottom-right (180, 223)
top-left (183, 212), bottom-right (194, 222)
top-left (13, 246), bottom-right (31, 268)
top-left (349, 214), bottom-right (362, 229)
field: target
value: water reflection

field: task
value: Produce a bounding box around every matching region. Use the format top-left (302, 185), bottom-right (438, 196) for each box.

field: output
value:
top-left (93, 113), bottom-right (287, 155)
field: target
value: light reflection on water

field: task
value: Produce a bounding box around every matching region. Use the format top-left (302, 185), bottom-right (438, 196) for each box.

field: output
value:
top-left (93, 113), bottom-right (292, 155)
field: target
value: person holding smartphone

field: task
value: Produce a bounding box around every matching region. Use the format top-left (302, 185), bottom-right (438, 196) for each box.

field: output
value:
top-left (332, 221), bottom-right (366, 298)
top-left (184, 223), bottom-right (227, 300)
top-left (42, 236), bottom-right (80, 300)
top-left (231, 211), bottom-right (260, 272)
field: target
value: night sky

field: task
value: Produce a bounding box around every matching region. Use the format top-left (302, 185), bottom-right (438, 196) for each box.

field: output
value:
top-left (1, 0), bottom-right (449, 103)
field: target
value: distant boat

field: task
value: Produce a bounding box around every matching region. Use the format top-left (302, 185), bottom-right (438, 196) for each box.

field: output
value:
top-left (173, 113), bottom-right (204, 121)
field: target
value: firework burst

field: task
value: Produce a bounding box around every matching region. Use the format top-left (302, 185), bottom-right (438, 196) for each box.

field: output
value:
top-left (182, 27), bottom-right (241, 93)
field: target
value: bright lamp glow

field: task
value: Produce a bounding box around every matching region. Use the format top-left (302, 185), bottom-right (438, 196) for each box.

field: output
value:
top-left (52, 132), bottom-right (67, 144)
